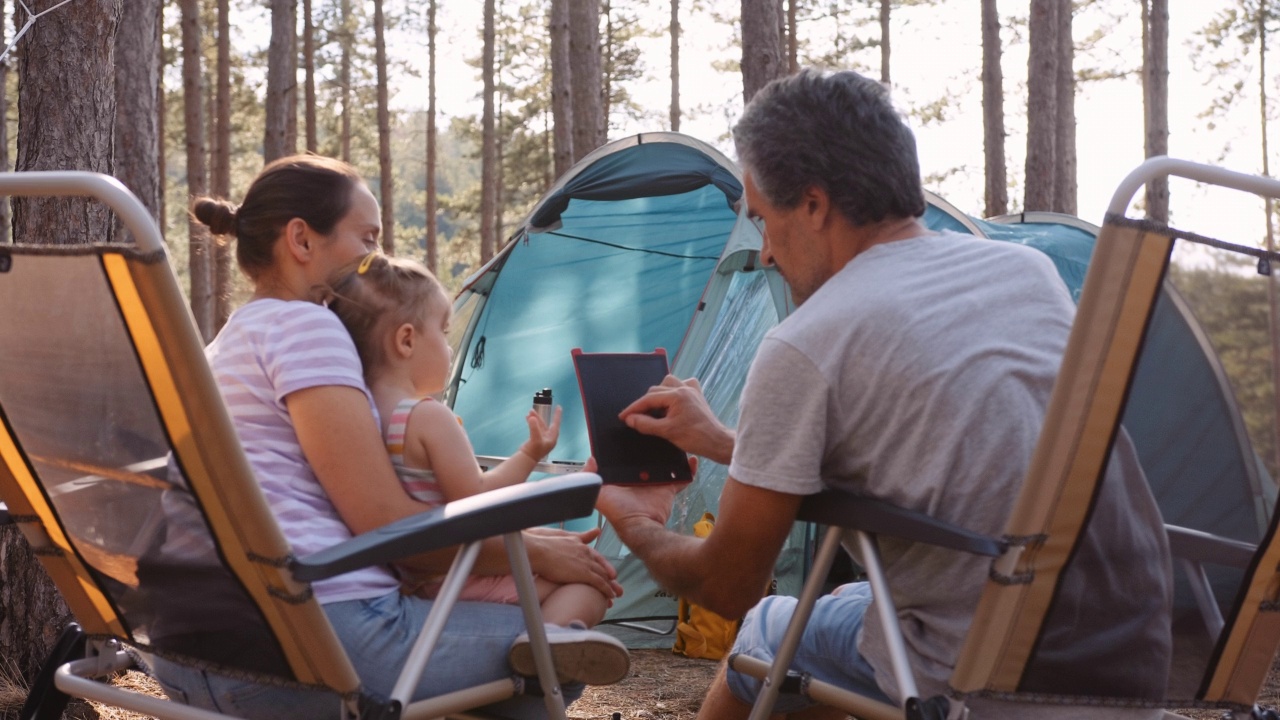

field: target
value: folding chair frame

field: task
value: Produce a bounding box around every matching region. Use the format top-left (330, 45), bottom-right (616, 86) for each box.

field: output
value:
top-left (0, 172), bottom-right (612, 720)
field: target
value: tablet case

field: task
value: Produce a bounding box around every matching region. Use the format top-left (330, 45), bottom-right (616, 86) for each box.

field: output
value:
top-left (571, 348), bottom-right (693, 485)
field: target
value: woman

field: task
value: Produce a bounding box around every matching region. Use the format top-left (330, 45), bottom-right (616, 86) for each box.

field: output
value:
top-left (151, 155), bottom-right (622, 719)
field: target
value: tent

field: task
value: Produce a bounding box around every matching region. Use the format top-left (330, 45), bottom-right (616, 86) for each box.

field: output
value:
top-left (446, 132), bottom-right (1273, 644)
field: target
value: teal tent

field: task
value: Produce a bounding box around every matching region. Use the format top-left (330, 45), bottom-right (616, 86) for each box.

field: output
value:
top-left (447, 134), bottom-right (1272, 644)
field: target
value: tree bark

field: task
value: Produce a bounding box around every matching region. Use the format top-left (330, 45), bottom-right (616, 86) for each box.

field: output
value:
top-left (1142, 0), bottom-right (1169, 223)
top-left (741, 0), bottom-right (784, 105)
top-left (114, 0), bottom-right (162, 243)
top-left (0, 0), bottom-right (12, 244)
top-left (569, 0), bottom-right (603, 160)
top-left (602, 0), bottom-right (613, 137)
top-left (786, 0), bottom-right (797, 75)
top-left (8, 0), bottom-right (121, 681)
top-left (374, 0), bottom-right (394, 254)
top-left (670, 0), bottom-right (680, 132)
top-left (481, 0), bottom-right (497, 262)
top-left (426, 0), bottom-right (438, 273)
top-left (1023, 0), bottom-right (1058, 212)
top-left (339, 0), bottom-right (353, 163)
top-left (214, 0), bottom-right (232, 329)
top-left (157, 1), bottom-right (166, 231)
top-left (265, 0), bottom-right (297, 162)
top-left (303, 0), bottom-right (317, 154)
top-left (879, 0), bottom-right (890, 86)
top-left (180, 0), bottom-right (214, 340)
top-left (550, 0), bottom-right (574, 174)
top-left (981, 0), bottom-right (1007, 217)
top-left (1258, 5), bottom-right (1280, 478)
top-left (1052, 0), bottom-right (1076, 215)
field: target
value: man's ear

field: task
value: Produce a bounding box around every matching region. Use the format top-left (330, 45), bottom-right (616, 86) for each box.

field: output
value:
top-left (392, 322), bottom-right (416, 359)
top-left (802, 185), bottom-right (832, 231)
top-left (282, 217), bottom-right (314, 262)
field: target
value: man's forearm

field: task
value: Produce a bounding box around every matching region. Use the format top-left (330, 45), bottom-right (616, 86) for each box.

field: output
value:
top-left (613, 516), bottom-right (708, 600)
top-left (613, 514), bottom-right (766, 619)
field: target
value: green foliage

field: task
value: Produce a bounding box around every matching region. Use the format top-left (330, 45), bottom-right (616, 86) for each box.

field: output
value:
top-left (1170, 253), bottom-right (1280, 478)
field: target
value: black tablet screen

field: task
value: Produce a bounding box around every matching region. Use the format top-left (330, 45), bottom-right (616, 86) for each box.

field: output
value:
top-left (572, 349), bottom-right (693, 485)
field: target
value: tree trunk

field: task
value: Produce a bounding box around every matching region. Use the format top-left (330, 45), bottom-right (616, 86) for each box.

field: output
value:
top-left (786, 0), bottom-right (798, 74)
top-left (426, 0), bottom-right (438, 273)
top-left (602, 0), bottom-right (612, 137)
top-left (1023, 0), bottom-right (1058, 212)
top-left (741, 0), bottom-right (783, 105)
top-left (157, 2), bottom-right (166, 232)
top-left (114, 0), bottom-right (163, 244)
top-left (550, 0), bottom-right (574, 174)
top-left (0, 0), bottom-right (11, 244)
top-left (569, 0), bottom-right (603, 160)
top-left (981, 0), bottom-right (1007, 217)
top-left (879, 0), bottom-right (890, 86)
top-left (670, 0), bottom-right (680, 132)
top-left (265, 0), bottom-right (297, 162)
top-left (8, 0), bottom-right (120, 681)
top-left (374, 0), bottom-right (394, 254)
top-left (303, 0), bottom-right (317, 154)
top-left (214, 0), bottom-right (232, 329)
top-left (481, 0), bottom-right (497, 263)
top-left (339, 0), bottom-right (352, 163)
top-left (1052, 0), bottom-right (1076, 215)
top-left (1258, 6), bottom-right (1280, 480)
top-left (1142, 0), bottom-right (1169, 223)
top-left (180, 0), bottom-right (213, 340)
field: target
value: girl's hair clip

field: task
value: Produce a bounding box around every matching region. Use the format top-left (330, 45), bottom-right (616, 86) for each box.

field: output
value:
top-left (357, 252), bottom-right (378, 275)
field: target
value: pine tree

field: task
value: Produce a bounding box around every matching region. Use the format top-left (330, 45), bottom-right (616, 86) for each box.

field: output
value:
top-left (982, 0), bottom-right (1008, 217)
top-left (181, 0), bottom-right (213, 339)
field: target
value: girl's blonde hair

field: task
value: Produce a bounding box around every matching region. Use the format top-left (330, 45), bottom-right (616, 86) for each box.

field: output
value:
top-left (325, 253), bottom-right (448, 379)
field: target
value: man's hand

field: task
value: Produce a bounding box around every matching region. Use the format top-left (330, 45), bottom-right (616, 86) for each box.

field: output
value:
top-left (619, 375), bottom-right (735, 465)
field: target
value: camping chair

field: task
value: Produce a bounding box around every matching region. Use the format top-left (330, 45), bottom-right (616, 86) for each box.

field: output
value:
top-left (0, 171), bottom-right (614, 720)
top-left (730, 157), bottom-right (1280, 720)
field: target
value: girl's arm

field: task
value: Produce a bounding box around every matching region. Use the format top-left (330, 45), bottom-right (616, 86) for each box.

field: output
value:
top-left (407, 400), bottom-right (561, 500)
top-left (289, 386), bottom-right (618, 597)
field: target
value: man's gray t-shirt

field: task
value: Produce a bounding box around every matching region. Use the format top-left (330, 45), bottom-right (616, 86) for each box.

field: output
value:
top-left (729, 232), bottom-right (1171, 717)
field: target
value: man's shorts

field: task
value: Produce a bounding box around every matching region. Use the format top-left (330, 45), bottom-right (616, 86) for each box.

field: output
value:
top-left (726, 581), bottom-right (893, 713)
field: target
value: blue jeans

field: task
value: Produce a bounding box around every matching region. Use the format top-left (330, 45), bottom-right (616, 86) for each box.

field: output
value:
top-left (726, 582), bottom-right (892, 713)
top-left (149, 591), bottom-right (583, 719)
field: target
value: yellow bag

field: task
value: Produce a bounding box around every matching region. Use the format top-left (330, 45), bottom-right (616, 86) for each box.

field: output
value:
top-left (672, 512), bottom-right (742, 660)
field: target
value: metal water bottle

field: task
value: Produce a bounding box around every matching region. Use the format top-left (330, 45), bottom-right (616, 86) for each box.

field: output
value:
top-left (533, 388), bottom-right (553, 426)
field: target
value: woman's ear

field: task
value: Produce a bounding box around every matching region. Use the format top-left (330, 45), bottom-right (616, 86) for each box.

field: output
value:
top-left (392, 322), bottom-right (416, 359)
top-left (282, 217), bottom-right (314, 262)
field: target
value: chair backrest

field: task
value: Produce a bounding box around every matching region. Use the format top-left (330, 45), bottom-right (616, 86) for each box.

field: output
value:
top-left (0, 173), bottom-right (360, 693)
top-left (950, 160), bottom-right (1280, 712)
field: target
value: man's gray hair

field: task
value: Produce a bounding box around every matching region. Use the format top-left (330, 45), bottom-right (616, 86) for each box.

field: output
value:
top-left (733, 69), bottom-right (926, 225)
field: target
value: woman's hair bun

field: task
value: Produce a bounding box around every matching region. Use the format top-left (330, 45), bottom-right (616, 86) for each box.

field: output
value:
top-left (191, 197), bottom-right (239, 236)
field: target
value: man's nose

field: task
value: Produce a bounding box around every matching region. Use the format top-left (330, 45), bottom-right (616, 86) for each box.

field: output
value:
top-left (759, 234), bottom-right (776, 267)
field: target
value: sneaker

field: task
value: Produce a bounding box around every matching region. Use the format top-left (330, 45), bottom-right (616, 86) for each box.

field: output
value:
top-left (507, 623), bottom-right (630, 685)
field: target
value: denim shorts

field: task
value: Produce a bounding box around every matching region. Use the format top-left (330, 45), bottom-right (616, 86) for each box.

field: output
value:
top-left (726, 581), bottom-right (893, 713)
top-left (149, 590), bottom-right (583, 719)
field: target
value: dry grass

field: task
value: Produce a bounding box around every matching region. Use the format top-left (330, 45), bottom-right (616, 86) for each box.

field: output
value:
top-left (2, 650), bottom-right (1274, 720)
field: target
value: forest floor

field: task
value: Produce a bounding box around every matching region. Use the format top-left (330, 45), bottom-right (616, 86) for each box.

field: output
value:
top-left (0, 648), bottom-right (1274, 719)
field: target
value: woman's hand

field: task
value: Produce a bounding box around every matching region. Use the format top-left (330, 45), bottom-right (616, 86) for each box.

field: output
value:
top-left (520, 406), bottom-right (562, 461)
top-left (524, 526), bottom-right (623, 599)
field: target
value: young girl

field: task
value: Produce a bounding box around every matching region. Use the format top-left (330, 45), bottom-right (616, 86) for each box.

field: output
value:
top-left (325, 252), bottom-right (615, 644)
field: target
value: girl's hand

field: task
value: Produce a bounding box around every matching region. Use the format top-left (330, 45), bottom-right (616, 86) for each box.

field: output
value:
top-left (520, 405), bottom-right (562, 460)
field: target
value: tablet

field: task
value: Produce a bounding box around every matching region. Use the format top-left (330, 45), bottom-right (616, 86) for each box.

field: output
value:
top-left (571, 348), bottom-right (693, 485)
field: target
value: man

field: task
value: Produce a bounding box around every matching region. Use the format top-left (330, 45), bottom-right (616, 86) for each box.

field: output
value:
top-left (596, 69), bottom-right (1171, 720)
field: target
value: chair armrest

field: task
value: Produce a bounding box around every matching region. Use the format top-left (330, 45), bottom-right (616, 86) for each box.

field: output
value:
top-left (0, 502), bottom-right (8, 525)
top-left (1166, 524), bottom-right (1256, 569)
top-left (290, 473), bottom-right (601, 582)
top-left (797, 489), bottom-right (1005, 558)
